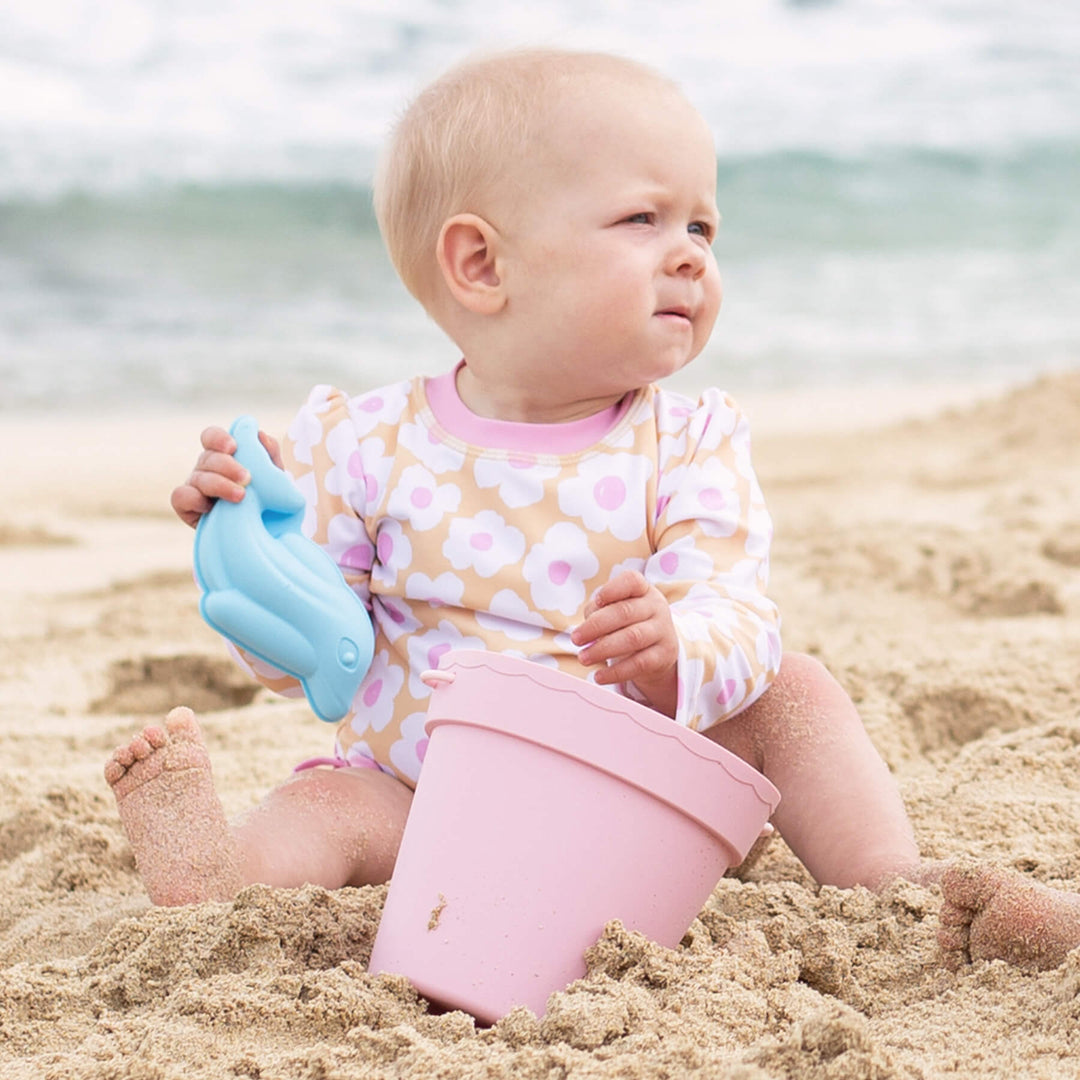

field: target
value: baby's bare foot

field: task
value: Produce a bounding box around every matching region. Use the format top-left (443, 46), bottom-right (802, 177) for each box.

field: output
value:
top-left (939, 863), bottom-right (1080, 971)
top-left (106, 706), bottom-right (242, 906)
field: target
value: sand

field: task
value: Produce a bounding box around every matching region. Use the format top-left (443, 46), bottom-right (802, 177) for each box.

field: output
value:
top-left (3, 373), bottom-right (1080, 1079)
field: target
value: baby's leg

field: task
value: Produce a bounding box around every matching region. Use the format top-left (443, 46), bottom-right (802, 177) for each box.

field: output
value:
top-left (939, 863), bottom-right (1080, 970)
top-left (705, 653), bottom-right (928, 890)
top-left (105, 706), bottom-right (411, 905)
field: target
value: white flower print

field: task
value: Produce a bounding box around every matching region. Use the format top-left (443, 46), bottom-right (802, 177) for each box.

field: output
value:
top-left (370, 519), bottom-right (413, 589)
top-left (323, 429), bottom-right (393, 515)
top-left (348, 382), bottom-right (410, 438)
top-left (386, 464), bottom-right (462, 532)
top-left (406, 621), bottom-right (487, 699)
top-left (688, 392), bottom-right (738, 454)
top-left (700, 638), bottom-right (755, 716)
top-left (351, 650), bottom-right (406, 734)
top-left (388, 711), bottom-right (432, 784)
top-left (473, 453), bottom-right (559, 509)
top-left (522, 522), bottom-right (599, 616)
top-left (672, 608), bottom-right (715, 647)
top-left (718, 556), bottom-right (767, 593)
top-left (745, 501), bottom-right (773, 561)
top-left (325, 512), bottom-right (374, 581)
top-left (646, 536), bottom-right (711, 586)
top-left (675, 654), bottom-right (706, 728)
top-left (755, 621), bottom-right (782, 672)
top-left (405, 571), bottom-right (466, 607)
top-left (698, 667), bottom-right (751, 726)
top-left (287, 398), bottom-right (330, 466)
top-left (354, 437), bottom-right (397, 512)
top-left (476, 589), bottom-right (550, 642)
top-left (557, 453), bottom-right (651, 542)
top-left (325, 418), bottom-right (358, 461)
top-left (656, 392), bottom-right (697, 436)
top-left (730, 415), bottom-right (757, 484)
top-left (606, 556), bottom-right (648, 585)
top-left (657, 429), bottom-right (689, 478)
top-left (443, 510), bottom-right (526, 578)
top-left (373, 595), bottom-right (422, 644)
top-left (345, 380), bottom-right (412, 438)
top-left (660, 462), bottom-right (741, 539)
top-left (675, 588), bottom-right (743, 637)
top-left (294, 470), bottom-right (320, 539)
top-left (399, 419), bottom-right (467, 474)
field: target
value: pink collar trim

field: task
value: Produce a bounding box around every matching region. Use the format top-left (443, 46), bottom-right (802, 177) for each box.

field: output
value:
top-left (424, 363), bottom-right (633, 453)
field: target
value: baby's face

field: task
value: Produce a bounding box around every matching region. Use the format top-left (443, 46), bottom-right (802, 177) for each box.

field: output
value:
top-left (483, 79), bottom-right (722, 416)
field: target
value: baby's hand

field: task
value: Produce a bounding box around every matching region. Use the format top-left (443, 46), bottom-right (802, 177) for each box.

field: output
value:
top-left (170, 425), bottom-right (283, 529)
top-left (571, 570), bottom-right (678, 717)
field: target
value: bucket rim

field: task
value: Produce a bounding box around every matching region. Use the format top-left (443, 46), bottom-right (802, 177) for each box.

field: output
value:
top-left (422, 651), bottom-right (780, 857)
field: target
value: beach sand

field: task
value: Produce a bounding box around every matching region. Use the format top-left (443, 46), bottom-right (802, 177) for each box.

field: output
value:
top-left (3, 373), bottom-right (1080, 1079)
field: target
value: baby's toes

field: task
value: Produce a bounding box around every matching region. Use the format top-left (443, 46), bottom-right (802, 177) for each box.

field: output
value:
top-left (937, 919), bottom-right (972, 969)
top-left (109, 743), bottom-right (138, 771)
top-left (142, 724), bottom-right (167, 750)
top-left (103, 753), bottom-right (129, 786)
top-left (128, 733), bottom-right (157, 762)
top-left (164, 705), bottom-right (201, 740)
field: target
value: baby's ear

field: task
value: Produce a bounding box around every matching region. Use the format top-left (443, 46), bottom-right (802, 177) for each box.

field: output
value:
top-left (436, 214), bottom-right (506, 315)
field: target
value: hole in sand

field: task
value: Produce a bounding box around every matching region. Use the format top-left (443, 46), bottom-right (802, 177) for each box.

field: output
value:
top-left (962, 579), bottom-right (1064, 618)
top-left (902, 684), bottom-right (1030, 754)
top-left (91, 654), bottom-right (260, 716)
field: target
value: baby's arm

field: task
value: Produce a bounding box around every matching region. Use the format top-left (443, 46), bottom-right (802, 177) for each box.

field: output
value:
top-left (652, 394), bottom-right (780, 731)
top-left (581, 389), bottom-right (781, 731)
top-left (170, 425), bottom-right (283, 528)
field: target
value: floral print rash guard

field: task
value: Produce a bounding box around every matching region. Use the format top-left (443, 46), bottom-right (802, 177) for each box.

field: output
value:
top-left (240, 365), bottom-right (782, 788)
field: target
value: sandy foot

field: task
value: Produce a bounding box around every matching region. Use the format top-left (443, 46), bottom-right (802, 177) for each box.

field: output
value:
top-left (939, 863), bottom-right (1080, 971)
top-left (105, 706), bottom-right (243, 905)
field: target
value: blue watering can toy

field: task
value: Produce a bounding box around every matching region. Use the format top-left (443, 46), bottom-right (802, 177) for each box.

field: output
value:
top-left (193, 415), bottom-right (374, 722)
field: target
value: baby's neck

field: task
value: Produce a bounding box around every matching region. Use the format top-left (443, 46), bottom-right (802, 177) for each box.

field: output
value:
top-left (455, 363), bottom-right (627, 424)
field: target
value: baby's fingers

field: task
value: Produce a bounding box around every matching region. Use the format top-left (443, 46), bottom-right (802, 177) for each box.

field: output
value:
top-left (170, 484), bottom-right (215, 529)
top-left (592, 643), bottom-right (674, 688)
top-left (577, 620), bottom-right (655, 668)
top-left (190, 456), bottom-right (250, 501)
top-left (199, 425), bottom-right (236, 454)
top-left (194, 426), bottom-right (250, 494)
top-left (258, 431), bottom-right (284, 469)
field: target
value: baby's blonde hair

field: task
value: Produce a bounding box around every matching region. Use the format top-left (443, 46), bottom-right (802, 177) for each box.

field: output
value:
top-left (373, 48), bottom-right (680, 307)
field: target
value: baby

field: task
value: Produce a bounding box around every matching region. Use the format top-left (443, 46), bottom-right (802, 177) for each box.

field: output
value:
top-left (107, 47), bottom-right (1080, 973)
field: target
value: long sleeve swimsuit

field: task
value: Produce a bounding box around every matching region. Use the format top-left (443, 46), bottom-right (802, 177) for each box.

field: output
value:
top-left (240, 365), bottom-right (782, 788)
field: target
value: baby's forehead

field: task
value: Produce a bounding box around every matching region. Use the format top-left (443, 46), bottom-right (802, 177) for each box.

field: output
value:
top-left (528, 78), bottom-right (712, 166)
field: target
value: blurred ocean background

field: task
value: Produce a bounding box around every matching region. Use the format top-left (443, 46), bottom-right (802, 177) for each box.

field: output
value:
top-left (1, 0), bottom-right (1078, 414)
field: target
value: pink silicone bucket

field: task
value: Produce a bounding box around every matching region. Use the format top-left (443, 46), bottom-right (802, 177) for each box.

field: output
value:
top-left (368, 651), bottom-right (780, 1024)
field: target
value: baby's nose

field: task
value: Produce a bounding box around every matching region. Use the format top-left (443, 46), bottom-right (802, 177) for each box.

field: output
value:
top-left (668, 237), bottom-right (707, 278)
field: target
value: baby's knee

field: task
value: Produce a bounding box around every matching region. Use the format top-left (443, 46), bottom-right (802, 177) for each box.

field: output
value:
top-left (772, 651), bottom-right (833, 692)
top-left (768, 652), bottom-right (852, 715)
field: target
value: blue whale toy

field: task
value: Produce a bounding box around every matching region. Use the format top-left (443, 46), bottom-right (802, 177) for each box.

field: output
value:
top-left (193, 415), bottom-right (374, 722)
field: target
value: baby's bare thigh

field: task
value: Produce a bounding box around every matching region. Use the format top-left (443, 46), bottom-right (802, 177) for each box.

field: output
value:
top-left (270, 766), bottom-right (414, 887)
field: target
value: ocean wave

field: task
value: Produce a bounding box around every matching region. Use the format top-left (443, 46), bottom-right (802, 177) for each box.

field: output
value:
top-left (3, 142), bottom-right (1075, 251)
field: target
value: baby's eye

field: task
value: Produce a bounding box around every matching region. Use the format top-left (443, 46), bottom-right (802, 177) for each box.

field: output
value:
top-left (688, 221), bottom-right (714, 240)
top-left (623, 211), bottom-right (654, 225)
